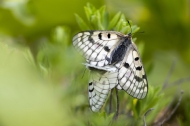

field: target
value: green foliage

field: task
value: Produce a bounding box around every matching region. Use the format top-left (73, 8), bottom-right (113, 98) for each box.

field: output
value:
top-left (0, 1), bottom-right (189, 126)
top-left (73, 3), bottom-right (172, 126)
top-left (75, 3), bottom-right (139, 34)
top-left (36, 26), bottom-right (84, 82)
top-left (0, 43), bottom-right (70, 126)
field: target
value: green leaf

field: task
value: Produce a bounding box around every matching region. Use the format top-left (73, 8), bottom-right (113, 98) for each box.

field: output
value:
top-left (51, 26), bottom-right (70, 48)
top-left (115, 19), bottom-right (122, 31)
top-left (90, 14), bottom-right (98, 29)
top-left (115, 14), bottom-right (128, 32)
top-left (75, 14), bottom-right (90, 30)
top-left (75, 3), bottom-right (140, 35)
top-left (86, 2), bottom-right (96, 13)
top-left (132, 25), bottom-right (140, 34)
top-left (120, 26), bottom-right (130, 34)
top-left (120, 14), bottom-right (127, 22)
top-left (108, 12), bottom-right (121, 30)
top-left (84, 7), bottom-right (92, 21)
top-left (96, 10), bottom-right (104, 30)
top-left (99, 6), bottom-right (107, 29)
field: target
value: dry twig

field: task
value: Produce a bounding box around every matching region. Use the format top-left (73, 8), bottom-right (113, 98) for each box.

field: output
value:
top-left (160, 90), bottom-right (184, 126)
top-left (153, 90), bottom-right (184, 126)
top-left (162, 59), bottom-right (176, 90)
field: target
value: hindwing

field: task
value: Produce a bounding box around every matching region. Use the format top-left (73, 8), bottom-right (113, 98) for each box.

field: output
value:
top-left (88, 68), bottom-right (118, 112)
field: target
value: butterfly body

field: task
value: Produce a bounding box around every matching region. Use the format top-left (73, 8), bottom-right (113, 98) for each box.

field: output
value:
top-left (106, 35), bottom-right (132, 65)
top-left (73, 31), bottom-right (148, 112)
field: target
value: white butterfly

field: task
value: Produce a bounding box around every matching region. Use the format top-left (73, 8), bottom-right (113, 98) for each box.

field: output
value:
top-left (72, 31), bottom-right (148, 112)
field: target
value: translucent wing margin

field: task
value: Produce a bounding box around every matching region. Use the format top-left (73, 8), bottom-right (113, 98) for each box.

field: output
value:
top-left (117, 45), bottom-right (148, 99)
top-left (88, 69), bottom-right (118, 112)
top-left (72, 31), bottom-right (123, 67)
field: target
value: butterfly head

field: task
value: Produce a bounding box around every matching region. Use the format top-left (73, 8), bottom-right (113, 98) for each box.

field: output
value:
top-left (128, 32), bottom-right (132, 37)
top-left (127, 20), bottom-right (133, 37)
top-left (123, 33), bottom-right (132, 42)
top-left (125, 32), bottom-right (132, 40)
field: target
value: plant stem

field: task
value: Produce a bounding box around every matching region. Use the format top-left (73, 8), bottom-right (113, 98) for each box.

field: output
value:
top-left (113, 88), bottom-right (119, 120)
top-left (109, 89), bottom-right (113, 114)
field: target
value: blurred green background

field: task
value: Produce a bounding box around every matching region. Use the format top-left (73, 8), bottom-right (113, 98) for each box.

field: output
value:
top-left (0, 0), bottom-right (189, 126)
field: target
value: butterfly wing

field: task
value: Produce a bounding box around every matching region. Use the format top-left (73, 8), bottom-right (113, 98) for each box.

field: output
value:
top-left (88, 69), bottom-right (118, 112)
top-left (74, 31), bottom-right (148, 111)
top-left (116, 43), bottom-right (148, 99)
top-left (84, 36), bottom-right (148, 99)
top-left (72, 31), bottom-right (124, 67)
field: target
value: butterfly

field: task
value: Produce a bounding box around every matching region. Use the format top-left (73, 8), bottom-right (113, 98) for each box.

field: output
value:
top-left (72, 31), bottom-right (148, 112)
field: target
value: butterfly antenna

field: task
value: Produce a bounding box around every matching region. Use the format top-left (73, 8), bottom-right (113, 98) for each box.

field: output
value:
top-left (127, 20), bottom-right (132, 36)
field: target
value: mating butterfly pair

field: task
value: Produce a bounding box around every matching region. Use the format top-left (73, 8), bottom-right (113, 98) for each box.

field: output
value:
top-left (72, 31), bottom-right (148, 112)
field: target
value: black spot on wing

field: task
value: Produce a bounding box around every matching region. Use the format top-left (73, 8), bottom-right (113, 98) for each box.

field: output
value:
top-left (104, 46), bottom-right (110, 52)
top-left (134, 76), bottom-right (143, 82)
top-left (98, 33), bottom-right (102, 40)
top-left (89, 82), bottom-right (93, 85)
top-left (142, 74), bottom-right (147, 79)
top-left (107, 33), bottom-right (111, 38)
top-left (135, 57), bottom-right (139, 61)
top-left (89, 82), bottom-right (94, 92)
top-left (136, 66), bottom-right (142, 71)
top-left (124, 63), bottom-right (129, 68)
top-left (89, 88), bottom-right (94, 92)
top-left (88, 37), bottom-right (95, 43)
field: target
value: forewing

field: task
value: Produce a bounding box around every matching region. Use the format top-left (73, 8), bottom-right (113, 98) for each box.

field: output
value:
top-left (72, 31), bottom-right (123, 67)
top-left (117, 45), bottom-right (148, 99)
top-left (88, 70), bottom-right (118, 112)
